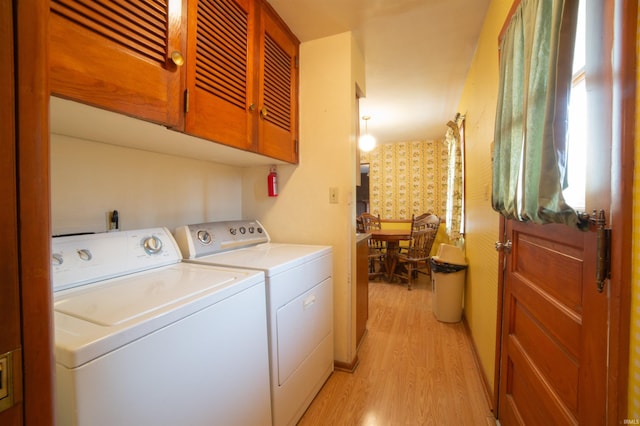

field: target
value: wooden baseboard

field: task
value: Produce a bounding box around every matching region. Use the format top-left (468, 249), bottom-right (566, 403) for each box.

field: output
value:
top-left (462, 316), bottom-right (496, 415)
top-left (334, 356), bottom-right (360, 373)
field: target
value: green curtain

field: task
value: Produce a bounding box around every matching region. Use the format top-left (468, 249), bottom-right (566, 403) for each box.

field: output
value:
top-left (492, 0), bottom-right (581, 228)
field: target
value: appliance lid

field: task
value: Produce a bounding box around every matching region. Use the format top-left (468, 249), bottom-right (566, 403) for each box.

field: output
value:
top-left (188, 243), bottom-right (332, 277)
top-left (54, 262), bottom-right (264, 369)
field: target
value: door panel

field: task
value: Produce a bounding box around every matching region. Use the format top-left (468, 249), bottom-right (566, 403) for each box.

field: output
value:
top-left (185, 0), bottom-right (256, 151)
top-left (257, 1), bottom-right (299, 163)
top-left (499, 220), bottom-right (607, 424)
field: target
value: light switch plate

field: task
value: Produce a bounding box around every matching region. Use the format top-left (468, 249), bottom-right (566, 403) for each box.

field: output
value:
top-left (329, 187), bottom-right (339, 204)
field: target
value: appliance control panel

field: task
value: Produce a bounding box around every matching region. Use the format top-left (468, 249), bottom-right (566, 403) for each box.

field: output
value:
top-left (51, 227), bottom-right (182, 292)
top-left (174, 220), bottom-right (270, 259)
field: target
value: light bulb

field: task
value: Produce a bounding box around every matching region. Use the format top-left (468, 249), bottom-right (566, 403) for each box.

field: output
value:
top-left (359, 134), bottom-right (376, 152)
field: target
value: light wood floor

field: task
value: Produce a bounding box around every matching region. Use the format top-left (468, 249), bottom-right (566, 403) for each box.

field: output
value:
top-left (298, 274), bottom-right (496, 426)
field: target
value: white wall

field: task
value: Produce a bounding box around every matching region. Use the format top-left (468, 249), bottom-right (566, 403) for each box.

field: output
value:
top-left (242, 31), bottom-right (365, 365)
top-left (50, 134), bottom-right (243, 235)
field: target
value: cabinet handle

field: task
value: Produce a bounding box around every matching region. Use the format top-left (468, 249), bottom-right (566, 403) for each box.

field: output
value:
top-left (260, 106), bottom-right (268, 118)
top-left (170, 51), bottom-right (185, 67)
top-left (248, 104), bottom-right (255, 112)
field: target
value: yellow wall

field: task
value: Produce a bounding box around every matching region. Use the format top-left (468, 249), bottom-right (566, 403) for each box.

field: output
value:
top-left (461, 0), bottom-right (640, 411)
top-left (628, 3), bottom-right (640, 418)
top-left (242, 32), bottom-right (365, 365)
top-left (361, 140), bottom-right (449, 220)
top-left (456, 0), bottom-right (513, 394)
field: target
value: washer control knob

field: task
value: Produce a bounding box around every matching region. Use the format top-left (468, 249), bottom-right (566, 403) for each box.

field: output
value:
top-left (257, 227), bottom-right (263, 234)
top-left (229, 227), bottom-right (237, 235)
top-left (248, 226), bottom-right (255, 234)
top-left (142, 236), bottom-right (163, 255)
top-left (52, 253), bottom-right (64, 266)
top-left (197, 230), bottom-right (212, 245)
top-left (77, 249), bottom-right (92, 261)
top-left (239, 226), bottom-right (246, 234)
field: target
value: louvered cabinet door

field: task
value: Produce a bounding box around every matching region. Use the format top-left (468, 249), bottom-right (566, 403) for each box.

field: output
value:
top-left (50, 0), bottom-right (185, 128)
top-left (257, 2), bottom-right (299, 163)
top-left (184, 0), bottom-right (256, 151)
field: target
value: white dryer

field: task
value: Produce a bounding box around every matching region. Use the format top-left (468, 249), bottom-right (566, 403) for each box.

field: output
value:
top-left (51, 227), bottom-right (272, 426)
top-left (174, 220), bottom-right (334, 426)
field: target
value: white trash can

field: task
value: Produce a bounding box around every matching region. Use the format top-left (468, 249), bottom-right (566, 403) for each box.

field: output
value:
top-left (430, 244), bottom-right (467, 323)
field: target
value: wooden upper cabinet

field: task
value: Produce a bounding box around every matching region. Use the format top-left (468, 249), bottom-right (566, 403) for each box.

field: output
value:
top-left (185, 0), bottom-right (256, 152)
top-left (49, 0), bottom-right (186, 128)
top-left (186, 0), bottom-right (299, 162)
top-left (257, 1), bottom-right (299, 163)
top-left (49, 0), bottom-right (299, 163)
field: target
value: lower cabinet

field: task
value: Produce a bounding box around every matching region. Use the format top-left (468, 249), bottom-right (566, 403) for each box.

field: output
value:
top-left (356, 237), bottom-right (369, 348)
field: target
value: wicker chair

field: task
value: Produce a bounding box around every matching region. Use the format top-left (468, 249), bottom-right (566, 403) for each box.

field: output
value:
top-left (395, 214), bottom-right (440, 290)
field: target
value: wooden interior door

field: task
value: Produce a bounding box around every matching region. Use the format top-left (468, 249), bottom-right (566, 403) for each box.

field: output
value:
top-left (495, 0), bottom-right (635, 423)
top-left (0, 1), bottom-right (23, 421)
top-left (498, 220), bottom-right (607, 424)
top-left (1, 1), bottom-right (56, 424)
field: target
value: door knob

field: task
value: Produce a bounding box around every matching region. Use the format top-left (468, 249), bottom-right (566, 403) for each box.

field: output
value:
top-left (170, 51), bottom-right (185, 67)
top-left (495, 240), bottom-right (512, 253)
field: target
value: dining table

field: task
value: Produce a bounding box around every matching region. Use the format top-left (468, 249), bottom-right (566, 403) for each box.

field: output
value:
top-left (369, 229), bottom-right (412, 282)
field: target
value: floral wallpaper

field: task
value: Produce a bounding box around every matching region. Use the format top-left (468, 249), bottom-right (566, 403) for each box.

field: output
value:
top-left (361, 140), bottom-right (449, 220)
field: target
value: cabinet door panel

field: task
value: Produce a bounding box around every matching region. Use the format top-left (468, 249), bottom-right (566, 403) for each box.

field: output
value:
top-left (258, 3), bottom-right (299, 163)
top-left (185, 0), bottom-right (255, 151)
top-left (50, 0), bottom-right (184, 128)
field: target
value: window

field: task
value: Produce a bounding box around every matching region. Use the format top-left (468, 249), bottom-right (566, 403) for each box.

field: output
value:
top-left (563, 0), bottom-right (586, 210)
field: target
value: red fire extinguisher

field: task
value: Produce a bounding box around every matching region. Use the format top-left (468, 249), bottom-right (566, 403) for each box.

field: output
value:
top-left (268, 167), bottom-right (278, 197)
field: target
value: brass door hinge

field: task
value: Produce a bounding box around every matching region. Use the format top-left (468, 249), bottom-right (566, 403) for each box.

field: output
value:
top-left (578, 209), bottom-right (611, 292)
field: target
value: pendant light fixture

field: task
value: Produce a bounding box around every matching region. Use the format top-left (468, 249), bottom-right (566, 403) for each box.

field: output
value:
top-left (359, 115), bottom-right (376, 152)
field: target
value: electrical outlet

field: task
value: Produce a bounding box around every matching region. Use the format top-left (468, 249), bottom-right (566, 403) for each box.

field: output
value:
top-left (329, 187), bottom-right (339, 204)
top-left (0, 350), bottom-right (15, 413)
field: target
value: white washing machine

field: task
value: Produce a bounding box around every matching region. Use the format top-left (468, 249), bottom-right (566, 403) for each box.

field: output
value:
top-left (51, 227), bottom-right (272, 426)
top-left (174, 220), bottom-right (334, 426)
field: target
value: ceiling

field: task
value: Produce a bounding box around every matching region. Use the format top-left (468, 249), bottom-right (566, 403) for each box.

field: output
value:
top-left (267, 0), bottom-right (492, 143)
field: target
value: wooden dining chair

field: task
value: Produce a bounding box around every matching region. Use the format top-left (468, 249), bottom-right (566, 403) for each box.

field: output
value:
top-left (395, 214), bottom-right (440, 290)
top-left (399, 212), bottom-right (439, 253)
top-left (357, 212), bottom-right (385, 280)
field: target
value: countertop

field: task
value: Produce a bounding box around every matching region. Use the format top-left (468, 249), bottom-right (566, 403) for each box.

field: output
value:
top-left (356, 233), bottom-right (371, 244)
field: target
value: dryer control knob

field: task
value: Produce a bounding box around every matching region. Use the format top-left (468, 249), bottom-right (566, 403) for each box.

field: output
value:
top-left (197, 230), bottom-right (212, 245)
top-left (142, 236), bottom-right (163, 255)
top-left (77, 249), bottom-right (92, 261)
top-left (52, 253), bottom-right (64, 266)
top-left (229, 227), bottom-right (237, 235)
